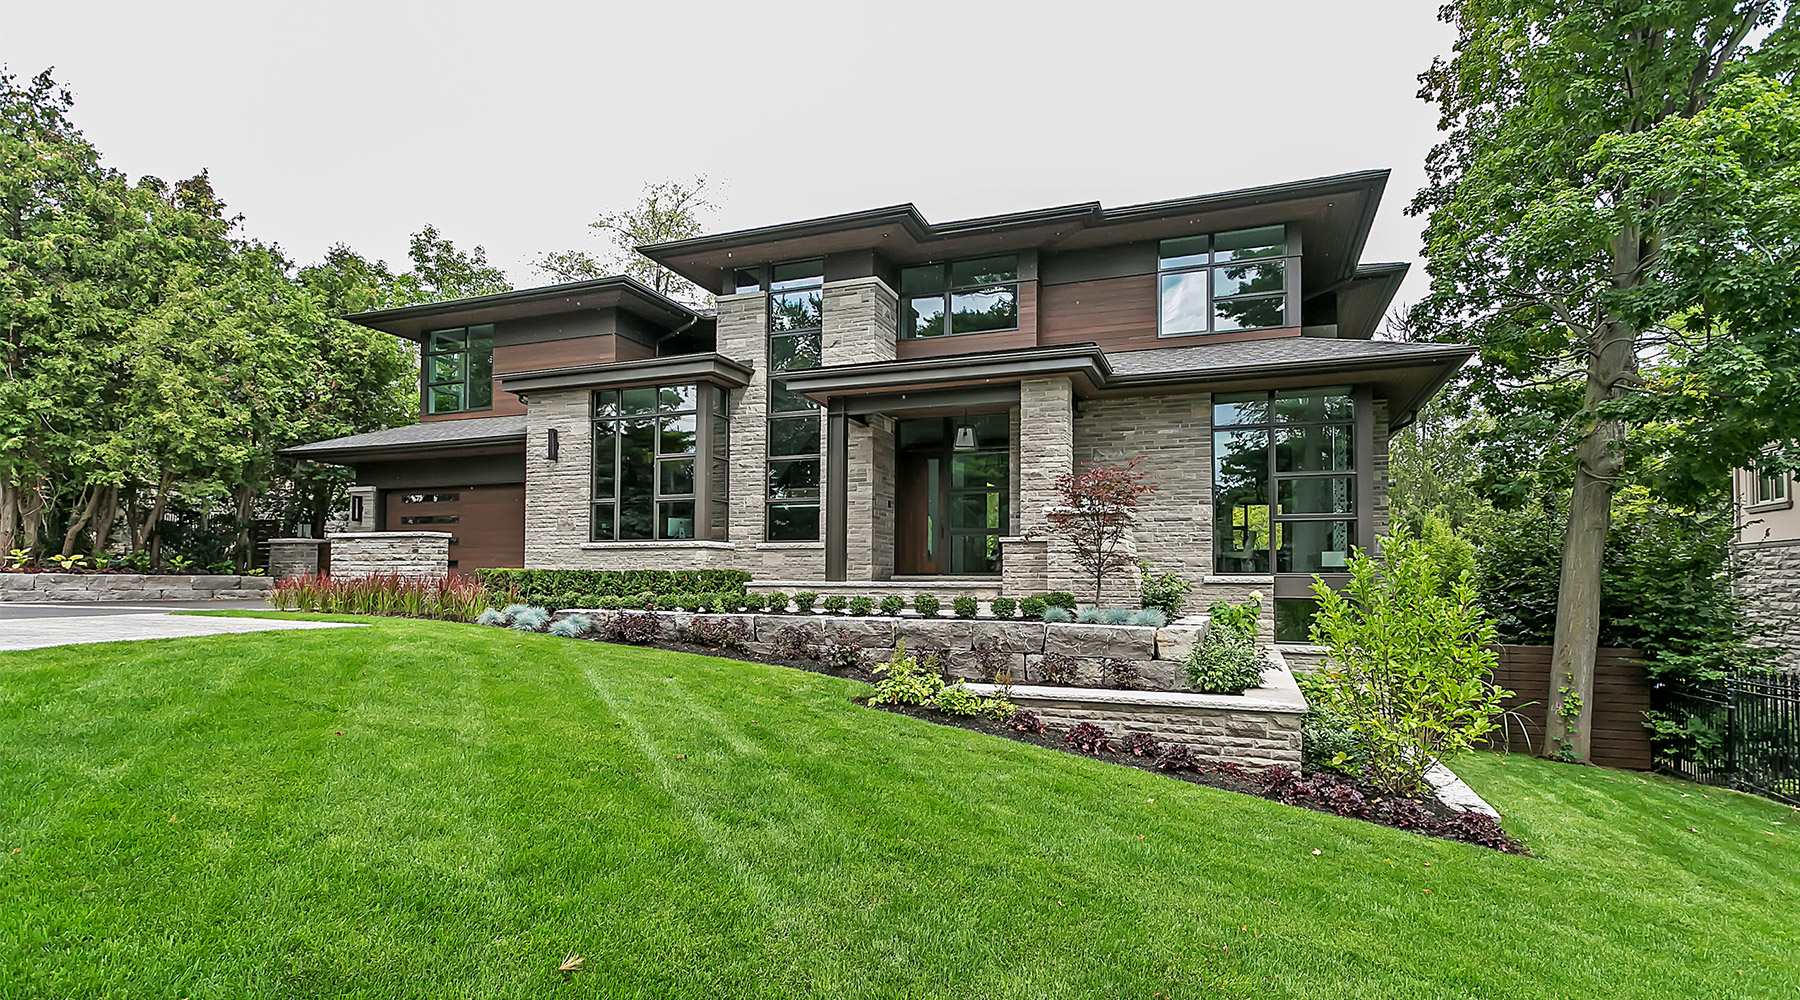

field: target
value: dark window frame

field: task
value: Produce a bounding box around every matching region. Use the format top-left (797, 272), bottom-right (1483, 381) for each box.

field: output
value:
top-left (422, 325), bottom-right (495, 414)
top-left (765, 260), bottom-right (825, 541)
top-left (898, 255), bottom-right (1021, 340)
top-left (590, 383), bottom-right (727, 542)
top-left (1156, 227), bottom-right (1299, 339)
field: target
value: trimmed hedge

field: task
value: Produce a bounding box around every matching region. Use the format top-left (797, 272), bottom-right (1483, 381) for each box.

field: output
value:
top-left (478, 569), bottom-right (751, 605)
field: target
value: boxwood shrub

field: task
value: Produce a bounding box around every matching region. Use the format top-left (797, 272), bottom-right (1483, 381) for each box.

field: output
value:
top-left (478, 569), bottom-right (751, 605)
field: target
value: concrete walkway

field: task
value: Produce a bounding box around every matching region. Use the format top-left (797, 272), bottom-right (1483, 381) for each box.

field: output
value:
top-left (0, 602), bottom-right (362, 652)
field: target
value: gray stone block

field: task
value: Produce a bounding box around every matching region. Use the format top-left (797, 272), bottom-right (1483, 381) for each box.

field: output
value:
top-left (817, 616), bottom-right (897, 649)
top-left (1044, 623), bottom-right (1156, 659)
top-left (897, 617), bottom-right (973, 650)
top-left (969, 620), bottom-right (1047, 653)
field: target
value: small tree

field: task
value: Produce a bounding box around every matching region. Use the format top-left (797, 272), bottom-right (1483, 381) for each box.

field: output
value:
top-left (1306, 528), bottom-right (1509, 795)
top-left (1041, 458), bottom-right (1155, 607)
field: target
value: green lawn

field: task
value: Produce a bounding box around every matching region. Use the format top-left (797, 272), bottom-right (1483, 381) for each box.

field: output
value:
top-left (1, 614), bottom-right (1795, 999)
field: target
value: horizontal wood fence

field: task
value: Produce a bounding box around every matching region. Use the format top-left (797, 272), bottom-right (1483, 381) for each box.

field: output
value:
top-left (1484, 645), bottom-right (1653, 770)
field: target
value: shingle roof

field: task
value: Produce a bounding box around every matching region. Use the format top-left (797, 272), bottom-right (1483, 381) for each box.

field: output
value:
top-left (1104, 337), bottom-right (1471, 377)
top-left (284, 414), bottom-right (527, 456)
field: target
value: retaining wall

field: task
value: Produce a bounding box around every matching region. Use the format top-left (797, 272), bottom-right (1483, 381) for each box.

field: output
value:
top-left (0, 573), bottom-right (273, 602)
top-left (327, 532), bottom-right (450, 578)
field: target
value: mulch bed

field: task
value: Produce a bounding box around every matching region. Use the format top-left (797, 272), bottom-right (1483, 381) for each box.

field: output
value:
top-left (575, 631), bottom-right (1526, 854)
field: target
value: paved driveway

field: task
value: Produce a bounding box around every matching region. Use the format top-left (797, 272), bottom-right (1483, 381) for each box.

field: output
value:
top-left (0, 601), bottom-right (362, 651)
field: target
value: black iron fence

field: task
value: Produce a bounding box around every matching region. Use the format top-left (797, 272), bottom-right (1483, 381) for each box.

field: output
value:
top-left (1654, 672), bottom-right (1800, 805)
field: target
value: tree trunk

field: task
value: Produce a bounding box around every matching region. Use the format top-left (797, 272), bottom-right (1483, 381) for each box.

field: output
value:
top-left (92, 486), bottom-right (119, 554)
top-left (234, 485), bottom-right (254, 572)
top-left (0, 476), bottom-right (16, 557)
top-left (60, 485), bottom-right (102, 557)
top-left (139, 471), bottom-right (171, 570)
top-left (1545, 229), bottom-right (1642, 761)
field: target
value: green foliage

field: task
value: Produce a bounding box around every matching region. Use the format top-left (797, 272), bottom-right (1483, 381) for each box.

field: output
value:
top-left (879, 595), bottom-right (906, 616)
top-left (1184, 626), bottom-right (1265, 696)
top-left (1138, 561), bottom-right (1192, 618)
top-left (989, 597), bottom-right (1016, 620)
top-left (1039, 592), bottom-right (1078, 612)
top-left (912, 594), bottom-right (941, 617)
top-left (822, 595), bottom-right (847, 614)
top-left (867, 641), bottom-right (945, 708)
top-left (535, 177), bottom-right (715, 302)
top-left (1041, 606), bottom-right (1073, 624)
top-left (849, 596), bottom-right (875, 617)
top-left (932, 682), bottom-right (1015, 720)
top-left (273, 572), bottom-right (493, 622)
top-left (765, 592), bottom-right (789, 614)
top-left (1296, 675), bottom-right (1370, 777)
top-left (476, 569), bottom-right (750, 605)
top-left (741, 592), bottom-right (767, 612)
top-left (1207, 595), bottom-right (1261, 637)
top-left (1018, 596), bottom-right (1046, 620)
top-left (1131, 609), bottom-right (1166, 628)
top-left (952, 596), bottom-right (979, 619)
top-left (793, 592), bottom-right (819, 613)
top-left (1306, 530), bottom-right (1509, 795)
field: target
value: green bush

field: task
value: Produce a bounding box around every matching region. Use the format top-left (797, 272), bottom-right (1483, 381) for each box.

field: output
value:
top-left (1207, 595), bottom-right (1262, 637)
top-left (933, 683), bottom-right (1014, 720)
top-left (952, 596), bottom-right (979, 619)
top-left (1040, 591), bottom-right (1078, 612)
top-left (793, 591), bottom-right (819, 613)
top-left (849, 596), bottom-right (875, 616)
top-left (1131, 608), bottom-right (1167, 628)
top-left (741, 592), bottom-right (768, 612)
top-left (1138, 560), bottom-right (1192, 618)
top-left (1184, 626), bottom-right (1265, 695)
top-left (765, 592), bottom-right (790, 613)
top-left (868, 641), bottom-right (944, 707)
top-left (913, 594), bottom-right (941, 617)
top-left (1041, 605), bottom-right (1072, 623)
top-left (1308, 528), bottom-right (1508, 794)
top-left (879, 595), bottom-right (906, 616)
top-left (476, 569), bottom-right (750, 605)
top-left (822, 595), bottom-right (847, 614)
top-left (989, 597), bottom-right (1017, 620)
top-left (1018, 596), bottom-right (1046, 619)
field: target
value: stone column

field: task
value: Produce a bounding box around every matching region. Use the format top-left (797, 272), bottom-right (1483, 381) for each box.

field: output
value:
top-left (329, 485), bottom-right (379, 533)
top-left (1004, 376), bottom-right (1075, 596)
top-left (267, 538), bottom-right (325, 580)
top-left (523, 387), bottom-right (590, 568)
top-left (823, 276), bottom-right (899, 582)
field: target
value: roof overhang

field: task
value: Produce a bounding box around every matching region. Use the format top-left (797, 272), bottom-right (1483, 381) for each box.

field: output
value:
top-left (777, 345), bottom-right (1112, 400)
top-left (497, 353), bottom-right (753, 398)
top-left (283, 432), bottom-right (526, 465)
top-left (344, 276), bottom-right (699, 340)
top-left (641, 170), bottom-right (1391, 297)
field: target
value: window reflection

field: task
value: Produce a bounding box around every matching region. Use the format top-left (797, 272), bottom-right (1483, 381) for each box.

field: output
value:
top-left (1158, 228), bottom-right (1290, 337)
top-left (900, 255), bottom-right (1021, 340)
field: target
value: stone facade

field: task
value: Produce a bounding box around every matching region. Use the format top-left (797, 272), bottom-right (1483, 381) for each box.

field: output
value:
top-left (267, 538), bottom-right (325, 581)
top-left (327, 531), bottom-right (451, 577)
top-left (1003, 376), bottom-right (1076, 595)
top-left (0, 573), bottom-right (273, 602)
top-left (1735, 539), bottom-right (1800, 671)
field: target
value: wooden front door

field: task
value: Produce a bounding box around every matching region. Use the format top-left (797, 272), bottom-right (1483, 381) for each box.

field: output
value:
top-left (894, 452), bottom-right (940, 575)
top-left (384, 484), bottom-right (525, 572)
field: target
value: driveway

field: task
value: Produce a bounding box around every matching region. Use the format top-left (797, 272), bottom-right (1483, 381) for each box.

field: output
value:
top-left (0, 600), bottom-right (362, 651)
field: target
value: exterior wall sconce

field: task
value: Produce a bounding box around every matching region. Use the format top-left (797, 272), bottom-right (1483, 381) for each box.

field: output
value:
top-left (350, 495), bottom-right (364, 523)
top-left (547, 428), bottom-right (560, 462)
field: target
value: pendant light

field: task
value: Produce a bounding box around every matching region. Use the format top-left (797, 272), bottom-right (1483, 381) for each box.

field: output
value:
top-left (953, 410), bottom-right (978, 451)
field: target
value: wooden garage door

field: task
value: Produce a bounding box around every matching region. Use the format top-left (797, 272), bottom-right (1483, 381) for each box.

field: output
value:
top-left (386, 485), bottom-right (525, 572)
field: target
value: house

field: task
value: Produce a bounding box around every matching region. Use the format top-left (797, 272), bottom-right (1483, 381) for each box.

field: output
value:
top-left (1733, 457), bottom-right (1800, 670)
top-left (285, 169), bottom-right (1473, 641)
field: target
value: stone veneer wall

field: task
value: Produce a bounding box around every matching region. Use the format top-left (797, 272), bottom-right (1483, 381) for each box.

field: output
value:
top-left (824, 276), bottom-right (899, 582)
top-left (1003, 376), bottom-right (1075, 595)
top-left (0, 573), bottom-right (273, 602)
top-left (997, 687), bottom-right (1304, 770)
top-left (327, 531), bottom-right (451, 577)
top-left (267, 538), bottom-right (325, 580)
top-left (1735, 538), bottom-right (1800, 671)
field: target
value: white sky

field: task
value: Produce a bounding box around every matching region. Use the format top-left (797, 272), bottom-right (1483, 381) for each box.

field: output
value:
top-left (5, 1), bottom-right (1455, 316)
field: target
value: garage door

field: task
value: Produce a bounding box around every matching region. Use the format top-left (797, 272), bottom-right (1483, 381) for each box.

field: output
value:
top-left (386, 485), bottom-right (525, 572)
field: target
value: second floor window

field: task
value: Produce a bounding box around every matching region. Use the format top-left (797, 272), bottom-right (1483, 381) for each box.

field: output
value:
top-left (767, 261), bottom-right (824, 540)
top-left (1756, 460), bottom-right (1790, 506)
top-left (900, 256), bottom-right (1019, 339)
top-left (1158, 227), bottom-right (1289, 337)
top-left (424, 324), bottom-right (495, 414)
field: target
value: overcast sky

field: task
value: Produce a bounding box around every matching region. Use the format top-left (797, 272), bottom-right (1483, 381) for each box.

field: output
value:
top-left (6, 1), bottom-right (1456, 316)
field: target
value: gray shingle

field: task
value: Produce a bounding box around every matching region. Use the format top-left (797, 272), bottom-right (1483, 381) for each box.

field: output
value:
top-left (285, 414), bottom-right (527, 455)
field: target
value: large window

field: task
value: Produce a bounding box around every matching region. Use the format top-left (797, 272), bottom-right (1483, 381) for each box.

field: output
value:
top-left (1159, 227), bottom-right (1290, 337)
top-left (591, 383), bottom-right (727, 541)
top-left (767, 261), bottom-right (824, 540)
top-left (1755, 459), bottom-right (1791, 506)
top-left (900, 256), bottom-right (1019, 339)
top-left (423, 325), bottom-right (495, 413)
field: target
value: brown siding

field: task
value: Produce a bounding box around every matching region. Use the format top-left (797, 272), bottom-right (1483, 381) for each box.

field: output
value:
top-left (423, 335), bottom-right (630, 422)
top-left (1038, 274), bottom-right (1303, 352)
top-left (385, 484), bottom-right (525, 571)
top-left (1484, 645), bottom-right (1654, 770)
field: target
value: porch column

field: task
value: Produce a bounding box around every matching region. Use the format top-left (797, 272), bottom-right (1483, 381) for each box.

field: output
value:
top-left (825, 396), bottom-right (849, 581)
top-left (1004, 376), bottom-right (1075, 595)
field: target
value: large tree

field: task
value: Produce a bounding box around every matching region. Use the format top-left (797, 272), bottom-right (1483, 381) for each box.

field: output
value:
top-left (536, 176), bottom-right (714, 302)
top-left (1409, 1), bottom-right (1800, 758)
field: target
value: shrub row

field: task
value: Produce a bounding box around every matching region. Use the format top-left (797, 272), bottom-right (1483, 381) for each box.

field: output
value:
top-left (476, 569), bottom-right (751, 604)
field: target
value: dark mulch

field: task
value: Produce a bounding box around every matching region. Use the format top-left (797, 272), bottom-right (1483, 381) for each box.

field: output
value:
top-left (576, 632), bottom-right (1526, 854)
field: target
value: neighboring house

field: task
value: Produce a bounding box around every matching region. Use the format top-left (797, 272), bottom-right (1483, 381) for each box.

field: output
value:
top-left (287, 169), bottom-right (1472, 641)
top-left (1733, 457), bottom-right (1800, 670)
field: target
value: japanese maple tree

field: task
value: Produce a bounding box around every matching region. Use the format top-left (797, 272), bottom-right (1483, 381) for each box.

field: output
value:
top-left (1041, 458), bottom-right (1156, 607)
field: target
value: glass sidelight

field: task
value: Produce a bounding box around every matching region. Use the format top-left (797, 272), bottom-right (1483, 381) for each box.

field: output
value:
top-left (896, 414), bottom-right (1009, 574)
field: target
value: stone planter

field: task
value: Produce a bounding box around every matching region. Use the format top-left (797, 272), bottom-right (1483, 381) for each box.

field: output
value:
top-left (0, 573), bottom-right (274, 602)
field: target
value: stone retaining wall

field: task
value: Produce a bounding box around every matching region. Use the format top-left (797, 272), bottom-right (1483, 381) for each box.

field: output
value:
top-left (327, 531), bottom-right (451, 577)
top-left (554, 608), bottom-right (1212, 692)
top-left (0, 573), bottom-right (273, 602)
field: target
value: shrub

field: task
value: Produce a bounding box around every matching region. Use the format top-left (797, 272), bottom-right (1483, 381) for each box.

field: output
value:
top-left (1100, 608), bottom-right (1133, 625)
top-left (1102, 658), bottom-right (1140, 690)
top-left (1041, 605), bottom-right (1072, 623)
top-left (970, 637), bottom-right (1013, 685)
top-left (848, 596), bottom-right (875, 616)
top-left (685, 616), bottom-right (750, 650)
top-left (793, 591), bottom-right (819, 613)
top-left (1131, 608), bottom-right (1167, 628)
top-left (1007, 709), bottom-right (1046, 734)
top-left (765, 592), bottom-right (790, 613)
top-left (1117, 731), bottom-right (1162, 758)
top-left (1301, 702), bottom-right (1368, 776)
top-left (818, 594), bottom-right (845, 614)
top-left (933, 682), bottom-right (985, 715)
top-left (741, 592), bottom-right (768, 612)
top-left (1065, 722), bottom-right (1112, 754)
top-left (989, 597), bottom-right (1017, 620)
top-left (476, 568), bottom-right (751, 604)
top-left (879, 595), bottom-right (906, 616)
top-left (1154, 743), bottom-right (1199, 771)
top-left (1185, 626), bottom-right (1265, 694)
top-left (1139, 560), bottom-right (1192, 618)
top-left (509, 607), bottom-right (552, 631)
top-left (766, 624), bottom-right (813, 660)
top-left (1075, 607), bottom-right (1103, 624)
top-left (952, 596), bottom-right (979, 619)
top-left (1307, 530), bottom-right (1509, 794)
top-left (1040, 591), bottom-right (1078, 612)
top-left (476, 607), bottom-right (509, 627)
top-left (868, 641), bottom-right (945, 707)
top-left (818, 638), bottom-right (863, 671)
top-left (1208, 595), bottom-right (1262, 637)
top-left (1018, 596), bottom-right (1046, 619)
top-left (1036, 653), bottom-right (1078, 686)
top-left (271, 572), bottom-right (495, 621)
top-left (596, 612), bottom-right (661, 645)
top-left (548, 615), bottom-right (592, 638)
top-left (913, 594), bottom-right (941, 617)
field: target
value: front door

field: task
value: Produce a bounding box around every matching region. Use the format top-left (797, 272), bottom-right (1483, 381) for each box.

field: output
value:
top-left (893, 415), bottom-right (1010, 575)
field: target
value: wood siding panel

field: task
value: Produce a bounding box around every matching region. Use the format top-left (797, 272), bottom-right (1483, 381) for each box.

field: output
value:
top-left (423, 336), bottom-right (625, 422)
top-left (385, 484), bottom-right (525, 571)
top-left (1484, 645), bottom-right (1654, 770)
top-left (1039, 274), bottom-right (1159, 350)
